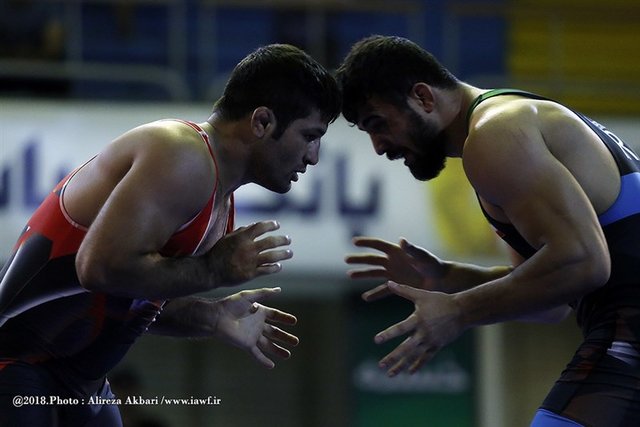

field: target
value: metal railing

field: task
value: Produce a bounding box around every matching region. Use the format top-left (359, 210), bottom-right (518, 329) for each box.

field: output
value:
top-left (0, 0), bottom-right (424, 101)
top-left (0, 0), bottom-right (191, 100)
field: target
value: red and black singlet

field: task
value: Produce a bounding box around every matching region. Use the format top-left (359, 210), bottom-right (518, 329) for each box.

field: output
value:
top-left (0, 120), bottom-right (234, 386)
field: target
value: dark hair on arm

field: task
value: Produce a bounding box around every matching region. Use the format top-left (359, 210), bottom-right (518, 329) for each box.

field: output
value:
top-left (336, 35), bottom-right (458, 124)
top-left (214, 44), bottom-right (341, 139)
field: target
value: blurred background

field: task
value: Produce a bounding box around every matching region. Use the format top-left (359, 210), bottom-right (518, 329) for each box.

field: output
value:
top-left (1, 0), bottom-right (639, 426)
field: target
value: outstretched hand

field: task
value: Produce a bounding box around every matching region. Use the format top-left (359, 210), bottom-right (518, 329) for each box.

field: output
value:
top-left (345, 237), bottom-right (447, 301)
top-left (207, 221), bottom-right (293, 287)
top-left (374, 282), bottom-right (465, 377)
top-left (214, 287), bottom-right (298, 369)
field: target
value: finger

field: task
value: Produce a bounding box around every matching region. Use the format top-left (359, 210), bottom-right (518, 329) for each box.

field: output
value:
top-left (258, 336), bottom-right (292, 360)
top-left (232, 223), bottom-right (252, 233)
top-left (400, 238), bottom-right (432, 259)
top-left (386, 281), bottom-right (423, 301)
top-left (264, 307), bottom-right (298, 326)
top-left (241, 287), bottom-right (282, 304)
top-left (362, 283), bottom-right (392, 302)
top-left (256, 235), bottom-right (291, 252)
top-left (256, 263), bottom-right (283, 276)
top-left (250, 346), bottom-right (275, 369)
top-left (352, 237), bottom-right (399, 253)
top-left (249, 302), bottom-right (259, 314)
top-left (344, 254), bottom-right (388, 266)
top-left (257, 249), bottom-right (293, 265)
top-left (387, 357), bottom-right (410, 377)
top-left (374, 314), bottom-right (417, 344)
top-left (408, 350), bottom-right (436, 374)
top-left (347, 268), bottom-right (389, 280)
top-left (379, 336), bottom-right (415, 375)
top-left (248, 220), bottom-right (280, 239)
top-left (264, 324), bottom-right (299, 346)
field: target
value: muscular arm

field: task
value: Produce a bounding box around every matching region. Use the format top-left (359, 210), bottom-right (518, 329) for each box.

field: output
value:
top-left (439, 260), bottom-right (512, 293)
top-left (346, 234), bottom-right (570, 323)
top-left (74, 123), bottom-right (290, 300)
top-left (345, 236), bottom-right (513, 297)
top-left (372, 113), bottom-right (608, 376)
top-left (456, 115), bottom-right (610, 327)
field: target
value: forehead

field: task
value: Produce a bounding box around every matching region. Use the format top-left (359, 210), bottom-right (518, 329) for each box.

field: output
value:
top-left (356, 97), bottom-right (404, 128)
top-left (287, 109), bottom-right (327, 133)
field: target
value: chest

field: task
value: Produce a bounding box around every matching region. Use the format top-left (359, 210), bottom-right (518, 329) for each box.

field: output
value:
top-left (192, 196), bottom-right (231, 256)
top-left (478, 196), bottom-right (509, 224)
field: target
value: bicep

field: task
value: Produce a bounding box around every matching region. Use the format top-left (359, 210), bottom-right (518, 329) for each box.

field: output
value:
top-left (79, 135), bottom-right (213, 264)
top-left (459, 124), bottom-right (610, 315)
top-left (465, 125), bottom-right (605, 256)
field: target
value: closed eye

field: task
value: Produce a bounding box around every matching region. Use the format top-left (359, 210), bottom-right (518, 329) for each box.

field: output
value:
top-left (360, 116), bottom-right (387, 134)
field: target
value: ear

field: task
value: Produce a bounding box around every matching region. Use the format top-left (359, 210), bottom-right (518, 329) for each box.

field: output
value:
top-left (410, 83), bottom-right (435, 113)
top-left (251, 107), bottom-right (276, 138)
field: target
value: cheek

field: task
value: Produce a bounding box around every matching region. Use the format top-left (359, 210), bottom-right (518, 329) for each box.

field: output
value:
top-left (284, 140), bottom-right (307, 161)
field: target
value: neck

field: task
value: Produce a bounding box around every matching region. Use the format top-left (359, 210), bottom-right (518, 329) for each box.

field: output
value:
top-left (443, 82), bottom-right (485, 158)
top-left (199, 113), bottom-right (248, 197)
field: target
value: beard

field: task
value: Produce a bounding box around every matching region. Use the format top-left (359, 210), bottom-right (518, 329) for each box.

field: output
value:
top-left (405, 108), bottom-right (448, 181)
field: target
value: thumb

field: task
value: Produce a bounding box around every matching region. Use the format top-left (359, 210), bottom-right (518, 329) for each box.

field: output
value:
top-left (400, 238), bottom-right (423, 256)
top-left (386, 281), bottom-right (421, 301)
top-left (243, 287), bottom-right (282, 304)
top-left (249, 302), bottom-right (260, 313)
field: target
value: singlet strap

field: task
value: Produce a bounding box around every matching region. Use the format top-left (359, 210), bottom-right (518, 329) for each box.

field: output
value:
top-left (465, 88), bottom-right (554, 129)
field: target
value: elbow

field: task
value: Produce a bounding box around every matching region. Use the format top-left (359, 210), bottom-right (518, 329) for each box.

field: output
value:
top-left (75, 248), bottom-right (122, 293)
top-left (75, 250), bottom-right (105, 292)
top-left (546, 234), bottom-right (610, 297)
top-left (536, 305), bottom-right (572, 324)
top-left (575, 242), bottom-right (611, 294)
top-left (585, 258), bottom-right (610, 292)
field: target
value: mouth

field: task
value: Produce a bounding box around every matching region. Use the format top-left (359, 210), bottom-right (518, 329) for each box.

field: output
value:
top-left (386, 150), bottom-right (405, 161)
top-left (291, 168), bottom-right (306, 182)
top-left (403, 152), bottom-right (416, 167)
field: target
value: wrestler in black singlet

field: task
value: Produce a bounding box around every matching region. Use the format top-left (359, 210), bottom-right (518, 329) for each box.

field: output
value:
top-left (468, 89), bottom-right (640, 426)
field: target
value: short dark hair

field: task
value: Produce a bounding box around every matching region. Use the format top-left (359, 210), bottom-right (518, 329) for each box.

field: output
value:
top-left (214, 44), bottom-right (341, 139)
top-left (336, 35), bottom-right (458, 124)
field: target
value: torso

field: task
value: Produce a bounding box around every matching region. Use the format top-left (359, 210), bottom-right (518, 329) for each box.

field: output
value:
top-left (468, 89), bottom-right (640, 425)
top-left (471, 94), bottom-right (621, 224)
top-left (64, 119), bottom-right (232, 256)
top-left (0, 119), bottom-right (234, 387)
top-left (192, 195), bottom-right (232, 256)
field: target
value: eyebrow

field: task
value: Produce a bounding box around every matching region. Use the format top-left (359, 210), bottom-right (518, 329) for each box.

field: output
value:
top-left (359, 115), bottom-right (381, 131)
top-left (303, 126), bottom-right (327, 136)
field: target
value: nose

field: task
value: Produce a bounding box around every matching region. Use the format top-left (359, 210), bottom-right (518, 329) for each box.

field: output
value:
top-left (304, 139), bottom-right (320, 165)
top-left (370, 135), bottom-right (388, 156)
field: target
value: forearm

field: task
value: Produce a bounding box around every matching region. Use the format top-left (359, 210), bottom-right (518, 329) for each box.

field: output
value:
top-left (452, 246), bottom-right (607, 328)
top-left (77, 220), bottom-right (288, 300)
top-left (147, 296), bottom-right (220, 337)
top-left (517, 304), bottom-right (572, 323)
top-left (440, 261), bottom-right (513, 293)
top-left (77, 251), bottom-right (221, 300)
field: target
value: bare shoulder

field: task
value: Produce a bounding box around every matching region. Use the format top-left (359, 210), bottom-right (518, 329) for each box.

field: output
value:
top-left (465, 96), bottom-right (596, 155)
top-left (118, 120), bottom-right (212, 165)
top-left (464, 96), bottom-right (618, 213)
top-left (104, 120), bottom-right (214, 190)
top-left (462, 99), bottom-right (550, 200)
top-left (458, 94), bottom-right (609, 220)
top-left (117, 120), bottom-right (215, 221)
top-left (65, 119), bottom-right (217, 227)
